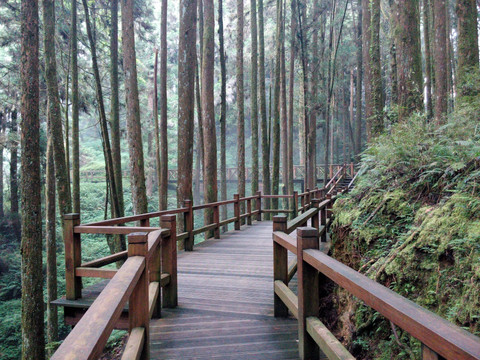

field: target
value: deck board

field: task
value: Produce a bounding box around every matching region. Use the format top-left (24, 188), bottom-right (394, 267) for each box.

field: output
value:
top-left (150, 221), bottom-right (301, 359)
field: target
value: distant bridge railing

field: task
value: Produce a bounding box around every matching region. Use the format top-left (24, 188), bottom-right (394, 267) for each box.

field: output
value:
top-left (52, 164), bottom-right (353, 359)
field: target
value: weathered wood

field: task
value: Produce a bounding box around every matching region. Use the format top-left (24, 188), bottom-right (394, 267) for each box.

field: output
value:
top-left (218, 217), bottom-right (237, 227)
top-left (75, 267), bottom-right (117, 279)
top-left (81, 250), bottom-right (128, 268)
top-left (74, 225), bottom-right (161, 235)
top-left (287, 258), bottom-right (297, 283)
top-left (83, 207), bottom-right (188, 227)
top-left (122, 327), bottom-right (145, 360)
top-left (183, 199), bottom-right (194, 251)
top-left (293, 191), bottom-right (298, 218)
top-left (148, 282), bottom-right (160, 319)
top-left (273, 216), bottom-right (288, 317)
top-left (51, 256), bottom-right (145, 360)
top-left (213, 204), bottom-right (220, 238)
top-left (303, 249), bottom-right (480, 360)
top-left (160, 273), bottom-right (170, 287)
top-left (286, 208), bottom-right (317, 234)
top-left (273, 231), bottom-right (297, 254)
top-left (274, 280), bottom-right (298, 319)
top-left (148, 230), bottom-right (163, 318)
top-left (311, 199), bottom-right (320, 230)
top-left (422, 344), bottom-right (443, 360)
top-left (234, 193), bottom-right (240, 230)
top-left (161, 215), bottom-right (177, 307)
top-left (297, 227), bottom-right (320, 359)
top-left (246, 198), bottom-right (252, 225)
top-left (306, 317), bottom-right (354, 360)
top-left (127, 233), bottom-right (149, 360)
top-left (64, 213), bottom-right (82, 300)
top-left (256, 191), bottom-right (262, 221)
top-left (192, 223), bottom-right (218, 236)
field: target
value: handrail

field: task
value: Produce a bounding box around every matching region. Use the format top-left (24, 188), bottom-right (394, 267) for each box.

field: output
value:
top-left (304, 249), bottom-right (480, 360)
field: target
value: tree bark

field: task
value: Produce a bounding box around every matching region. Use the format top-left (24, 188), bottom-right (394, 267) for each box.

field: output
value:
top-left (369, 0), bottom-right (383, 137)
top-left (20, 0), bottom-right (45, 356)
top-left (159, 0), bottom-right (168, 210)
top-left (251, 0), bottom-right (259, 199)
top-left (272, 0), bottom-right (282, 208)
top-left (0, 112), bottom-right (3, 218)
top-left (110, 0), bottom-right (124, 217)
top-left (177, 0), bottom-right (197, 208)
top-left (433, 0), bottom-right (448, 123)
top-left (288, 0), bottom-right (296, 200)
top-left (9, 110), bottom-right (18, 215)
top-left (219, 0), bottom-right (227, 229)
top-left (236, 0), bottom-right (245, 214)
top-left (71, 0), bottom-right (80, 213)
top-left (393, 0), bottom-right (423, 120)
top-left (154, 49), bottom-right (162, 209)
top-left (362, 0), bottom-right (372, 139)
top-left (355, 0), bottom-right (362, 156)
top-left (121, 0), bottom-right (148, 214)
top-left (280, 0), bottom-right (288, 200)
top-left (422, 0), bottom-right (433, 118)
top-left (456, 0), bottom-right (479, 95)
top-left (308, 0), bottom-right (319, 189)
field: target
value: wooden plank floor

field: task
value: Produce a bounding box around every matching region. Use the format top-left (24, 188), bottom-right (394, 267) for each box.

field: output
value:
top-left (150, 221), bottom-right (300, 360)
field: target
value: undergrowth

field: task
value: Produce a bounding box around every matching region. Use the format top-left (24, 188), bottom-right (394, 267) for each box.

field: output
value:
top-left (330, 97), bottom-right (480, 359)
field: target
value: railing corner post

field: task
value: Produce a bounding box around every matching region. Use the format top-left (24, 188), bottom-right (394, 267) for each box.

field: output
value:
top-left (161, 215), bottom-right (178, 308)
top-left (64, 213), bottom-right (82, 300)
top-left (127, 232), bottom-right (150, 360)
top-left (311, 199), bottom-right (320, 231)
top-left (234, 194), bottom-right (240, 230)
top-left (183, 199), bottom-right (194, 251)
top-left (273, 215), bottom-right (288, 317)
top-left (256, 190), bottom-right (262, 221)
top-left (296, 227), bottom-right (319, 360)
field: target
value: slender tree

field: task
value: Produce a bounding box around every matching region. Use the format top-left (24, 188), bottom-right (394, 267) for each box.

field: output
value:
top-left (287, 0), bottom-right (296, 199)
top-left (121, 0), bottom-right (148, 214)
top-left (422, 0), bottom-right (433, 118)
top-left (393, 0), bottom-right (423, 120)
top-left (71, 0), bottom-right (80, 213)
top-left (0, 112), bottom-right (3, 218)
top-left (362, 0), bottom-right (372, 139)
top-left (433, 0), bottom-right (448, 123)
top-left (177, 0), bottom-right (197, 208)
top-left (219, 0), bottom-right (228, 228)
top-left (272, 0), bottom-right (282, 207)
top-left (154, 50), bottom-right (161, 209)
top-left (20, 0), bottom-right (45, 356)
top-left (110, 0), bottom-right (124, 217)
top-left (237, 0), bottom-right (245, 212)
top-left (9, 110), bottom-right (18, 215)
top-left (369, 0), bottom-right (383, 136)
top-left (259, 0), bottom-right (270, 213)
top-left (280, 0), bottom-right (288, 197)
top-left (251, 0), bottom-right (259, 199)
top-left (308, 0), bottom-right (319, 190)
top-left (456, 0), bottom-right (479, 96)
top-left (159, 0), bottom-right (168, 210)
top-left (355, 0), bottom-right (362, 156)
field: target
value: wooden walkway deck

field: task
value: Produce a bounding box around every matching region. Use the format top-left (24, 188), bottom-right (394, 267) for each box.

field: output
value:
top-left (150, 221), bottom-right (300, 360)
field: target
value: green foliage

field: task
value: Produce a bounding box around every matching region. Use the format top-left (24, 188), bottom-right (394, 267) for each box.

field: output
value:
top-left (331, 100), bottom-right (480, 359)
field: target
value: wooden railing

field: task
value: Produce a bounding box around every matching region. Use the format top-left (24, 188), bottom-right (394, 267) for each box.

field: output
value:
top-left (53, 215), bottom-right (177, 360)
top-left (272, 184), bottom-right (480, 359)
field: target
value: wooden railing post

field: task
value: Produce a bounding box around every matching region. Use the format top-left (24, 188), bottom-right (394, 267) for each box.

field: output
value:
top-left (293, 191), bottom-right (298, 218)
top-left (256, 190), bottom-right (262, 221)
top-left (246, 198), bottom-right (252, 225)
top-left (127, 232), bottom-right (150, 360)
top-left (305, 189), bottom-right (310, 210)
top-left (183, 199), bottom-right (194, 251)
top-left (297, 227), bottom-right (319, 359)
top-left (149, 231), bottom-right (162, 318)
top-left (213, 204), bottom-right (220, 239)
top-left (350, 162), bottom-right (354, 177)
top-left (234, 194), bottom-right (240, 230)
top-left (161, 215), bottom-right (178, 307)
top-left (326, 194), bottom-right (333, 219)
top-left (64, 213), bottom-right (82, 300)
top-left (311, 199), bottom-right (320, 231)
top-left (320, 201), bottom-right (327, 243)
top-left (140, 218), bottom-right (150, 227)
top-left (273, 215), bottom-right (288, 317)
top-left (422, 344), bottom-right (443, 360)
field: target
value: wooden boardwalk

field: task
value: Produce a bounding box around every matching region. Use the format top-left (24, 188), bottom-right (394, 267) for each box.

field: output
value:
top-left (150, 221), bottom-right (300, 360)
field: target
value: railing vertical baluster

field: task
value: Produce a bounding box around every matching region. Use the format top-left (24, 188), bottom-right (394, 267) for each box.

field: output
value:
top-left (293, 191), bottom-right (298, 218)
top-left (161, 215), bottom-right (178, 307)
top-left (127, 232), bottom-right (150, 360)
top-left (183, 199), bottom-right (193, 251)
top-left (297, 227), bottom-right (320, 359)
top-left (350, 162), bottom-right (354, 177)
top-left (140, 218), bottom-right (150, 227)
top-left (64, 213), bottom-right (82, 300)
top-left (320, 201), bottom-right (327, 243)
top-left (234, 194), bottom-right (240, 230)
top-left (422, 344), bottom-right (443, 360)
top-left (305, 189), bottom-right (310, 211)
top-left (326, 194), bottom-right (333, 220)
top-left (149, 231), bottom-right (162, 318)
top-left (213, 204), bottom-right (220, 239)
top-left (300, 194), bottom-right (305, 214)
top-left (246, 198), bottom-right (252, 225)
top-left (273, 215), bottom-right (288, 317)
top-left (256, 190), bottom-right (262, 221)
top-left (311, 199), bottom-right (320, 231)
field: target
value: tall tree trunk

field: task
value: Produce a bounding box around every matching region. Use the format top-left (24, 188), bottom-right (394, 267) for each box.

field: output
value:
top-left (272, 0), bottom-right (282, 208)
top-left (219, 0), bottom-right (227, 229)
top-left (202, 0), bottom-right (217, 231)
top-left (456, 0), bottom-right (479, 96)
top-left (393, 0), bottom-right (423, 120)
top-left (236, 0), bottom-right (245, 214)
top-left (0, 113), bottom-right (3, 218)
top-left (159, 0), bottom-right (168, 210)
top-left (9, 110), bottom-right (18, 215)
top-left (369, 0), bottom-right (383, 136)
top-left (362, 0), bottom-right (372, 139)
top-left (423, 0), bottom-right (433, 118)
top-left (110, 0), bottom-right (124, 217)
top-left (433, 0), bottom-right (448, 123)
top-left (194, 61), bottom-right (204, 205)
top-left (154, 50), bottom-right (162, 209)
top-left (288, 0), bottom-right (296, 200)
top-left (20, 0), bottom-right (45, 356)
top-left (308, 0), bottom-right (319, 190)
top-left (280, 0), bottom-right (288, 198)
top-left (259, 0), bottom-right (270, 214)
top-left (121, 0), bottom-right (148, 214)
top-left (251, 0), bottom-right (259, 199)
top-left (177, 0), bottom-right (196, 208)
top-left (45, 134), bottom-right (57, 353)
top-left (71, 0), bottom-right (80, 213)
top-left (355, 0), bottom-right (362, 157)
